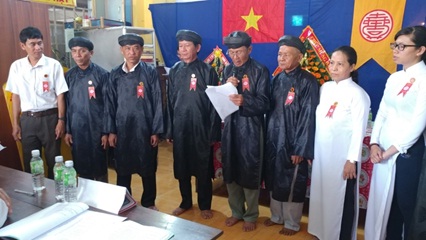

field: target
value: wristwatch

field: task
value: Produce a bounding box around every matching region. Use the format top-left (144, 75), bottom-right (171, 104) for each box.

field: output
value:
top-left (58, 117), bottom-right (65, 121)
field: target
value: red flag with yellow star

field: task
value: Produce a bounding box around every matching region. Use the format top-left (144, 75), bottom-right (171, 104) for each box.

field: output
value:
top-left (223, 0), bottom-right (285, 43)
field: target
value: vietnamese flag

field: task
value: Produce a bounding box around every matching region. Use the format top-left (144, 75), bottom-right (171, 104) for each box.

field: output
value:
top-left (223, 0), bottom-right (285, 43)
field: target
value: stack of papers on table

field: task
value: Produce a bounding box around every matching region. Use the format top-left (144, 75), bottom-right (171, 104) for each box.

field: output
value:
top-left (0, 202), bottom-right (174, 240)
top-left (77, 177), bottom-right (136, 214)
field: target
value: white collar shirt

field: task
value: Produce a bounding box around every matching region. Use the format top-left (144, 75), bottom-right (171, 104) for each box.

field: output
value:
top-left (121, 61), bottom-right (140, 73)
top-left (5, 54), bottom-right (68, 112)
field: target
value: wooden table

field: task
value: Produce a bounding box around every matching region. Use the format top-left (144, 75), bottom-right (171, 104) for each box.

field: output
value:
top-left (0, 165), bottom-right (222, 239)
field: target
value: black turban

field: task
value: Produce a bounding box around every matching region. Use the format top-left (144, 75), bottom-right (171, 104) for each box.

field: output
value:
top-left (176, 30), bottom-right (202, 45)
top-left (68, 37), bottom-right (94, 51)
top-left (278, 35), bottom-right (306, 54)
top-left (118, 33), bottom-right (144, 46)
top-left (223, 31), bottom-right (252, 49)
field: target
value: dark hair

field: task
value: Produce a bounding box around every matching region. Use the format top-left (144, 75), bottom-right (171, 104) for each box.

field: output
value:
top-left (332, 46), bottom-right (359, 83)
top-left (395, 25), bottom-right (426, 64)
top-left (19, 26), bottom-right (43, 43)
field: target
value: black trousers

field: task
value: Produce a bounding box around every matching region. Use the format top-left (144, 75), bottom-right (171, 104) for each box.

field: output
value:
top-left (178, 175), bottom-right (212, 211)
top-left (20, 113), bottom-right (61, 179)
top-left (409, 151), bottom-right (426, 240)
top-left (340, 176), bottom-right (356, 240)
top-left (116, 174), bottom-right (157, 207)
top-left (387, 137), bottom-right (424, 240)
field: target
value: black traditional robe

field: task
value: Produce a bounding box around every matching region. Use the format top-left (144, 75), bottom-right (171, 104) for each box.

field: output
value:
top-left (105, 62), bottom-right (163, 176)
top-left (165, 58), bottom-right (221, 180)
top-left (265, 66), bottom-right (319, 202)
top-left (221, 58), bottom-right (270, 189)
top-left (65, 62), bottom-right (109, 177)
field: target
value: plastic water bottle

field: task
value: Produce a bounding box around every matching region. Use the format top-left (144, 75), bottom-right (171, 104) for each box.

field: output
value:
top-left (53, 156), bottom-right (65, 201)
top-left (63, 160), bottom-right (78, 202)
top-left (30, 149), bottom-right (45, 191)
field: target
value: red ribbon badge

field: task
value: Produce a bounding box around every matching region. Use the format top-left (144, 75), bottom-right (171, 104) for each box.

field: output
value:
top-left (42, 74), bottom-right (49, 92)
top-left (242, 75), bottom-right (250, 92)
top-left (88, 80), bottom-right (96, 99)
top-left (42, 81), bottom-right (49, 92)
top-left (189, 74), bottom-right (197, 91)
top-left (285, 87), bottom-right (295, 105)
top-left (137, 82), bottom-right (144, 98)
top-left (397, 78), bottom-right (415, 97)
top-left (325, 102), bottom-right (338, 118)
top-left (88, 86), bottom-right (96, 99)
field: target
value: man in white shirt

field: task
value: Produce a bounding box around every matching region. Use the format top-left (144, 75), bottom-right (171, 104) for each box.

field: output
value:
top-left (5, 26), bottom-right (68, 178)
top-left (0, 188), bottom-right (12, 227)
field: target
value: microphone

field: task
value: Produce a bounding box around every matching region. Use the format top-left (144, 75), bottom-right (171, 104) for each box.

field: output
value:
top-left (231, 67), bottom-right (237, 78)
top-left (231, 67), bottom-right (241, 86)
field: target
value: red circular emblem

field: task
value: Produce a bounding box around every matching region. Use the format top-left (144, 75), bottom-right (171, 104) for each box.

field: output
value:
top-left (359, 9), bottom-right (393, 42)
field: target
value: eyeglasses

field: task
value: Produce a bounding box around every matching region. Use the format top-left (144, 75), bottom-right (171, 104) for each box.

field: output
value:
top-left (226, 50), bottom-right (245, 57)
top-left (390, 42), bottom-right (417, 51)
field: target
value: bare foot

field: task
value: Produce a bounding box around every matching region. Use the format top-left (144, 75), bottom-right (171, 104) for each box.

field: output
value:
top-left (243, 221), bottom-right (256, 232)
top-left (263, 218), bottom-right (279, 227)
top-left (279, 227), bottom-right (298, 236)
top-left (201, 210), bottom-right (213, 219)
top-left (225, 216), bottom-right (241, 227)
top-left (172, 207), bottom-right (188, 216)
top-left (148, 206), bottom-right (159, 211)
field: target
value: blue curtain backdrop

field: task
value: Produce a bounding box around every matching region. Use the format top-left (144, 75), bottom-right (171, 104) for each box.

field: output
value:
top-left (149, 0), bottom-right (426, 116)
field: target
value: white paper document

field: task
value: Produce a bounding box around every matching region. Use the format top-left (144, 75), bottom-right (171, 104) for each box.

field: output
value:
top-left (36, 210), bottom-right (127, 240)
top-left (0, 202), bottom-right (89, 240)
top-left (205, 82), bottom-right (239, 120)
top-left (0, 202), bottom-right (174, 240)
top-left (0, 199), bottom-right (8, 227)
top-left (102, 220), bottom-right (175, 240)
top-left (77, 177), bottom-right (128, 214)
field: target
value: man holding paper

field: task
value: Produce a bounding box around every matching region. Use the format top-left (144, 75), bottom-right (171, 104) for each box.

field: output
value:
top-left (220, 31), bottom-right (270, 232)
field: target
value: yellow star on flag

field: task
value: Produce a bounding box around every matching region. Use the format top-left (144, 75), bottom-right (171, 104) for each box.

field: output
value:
top-left (241, 7), bottom-right (263, 31)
